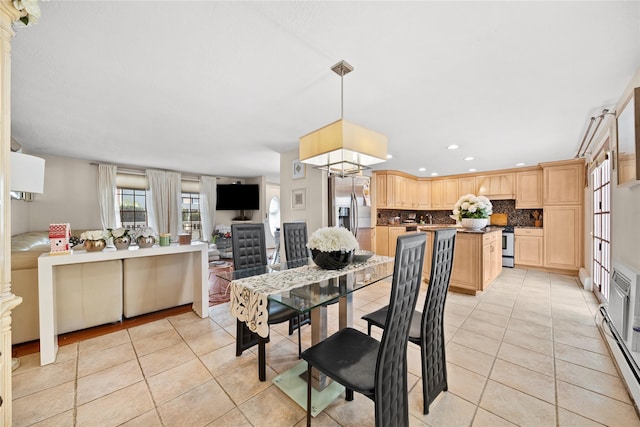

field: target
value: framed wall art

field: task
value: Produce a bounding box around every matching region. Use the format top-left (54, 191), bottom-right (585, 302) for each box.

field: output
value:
top-left (291, 188), bottom-right (306, 210)
top-left (292, 160), bottom-right (306, 179)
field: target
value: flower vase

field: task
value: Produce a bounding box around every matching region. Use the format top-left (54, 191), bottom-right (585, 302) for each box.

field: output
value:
top-left (461, 218), bottom-right (489, 230)
top-left (311, 249), bottom-right (354, 270)
top-left (84, 239), bottom-right (106, 252)
top-left (114, 236), bottom-right (131, 250)
top-left (137, 236), bottom-right (156, 248)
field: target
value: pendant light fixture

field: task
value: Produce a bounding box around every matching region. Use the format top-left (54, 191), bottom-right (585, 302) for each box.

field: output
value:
top-left (299, 60), bottom-right (388, 176)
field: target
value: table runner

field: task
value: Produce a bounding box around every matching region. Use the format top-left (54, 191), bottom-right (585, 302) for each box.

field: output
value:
top-left (229, 255), bottom-right (393, 337)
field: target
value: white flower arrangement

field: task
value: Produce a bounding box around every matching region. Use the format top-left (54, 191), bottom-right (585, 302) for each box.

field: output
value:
top-left (307, 226), bottom-right (359, 253)
top-left (80, 230), bottom-right (108, 241)
top-left (12, 0), bottom-right (41, 26)
top-left (136, 227), bottom-right (156, 238)
top-left (109, 227), bottom-right (131, 238)
top-left (452, 194), bottom-right (493, 221)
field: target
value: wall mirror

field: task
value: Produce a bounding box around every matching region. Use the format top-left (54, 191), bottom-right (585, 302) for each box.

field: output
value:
top-left (617, 87), bottom-right (640, 186)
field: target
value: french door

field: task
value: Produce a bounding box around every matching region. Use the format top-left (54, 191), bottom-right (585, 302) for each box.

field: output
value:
top-left (592, 156), bottom-right (611, 300)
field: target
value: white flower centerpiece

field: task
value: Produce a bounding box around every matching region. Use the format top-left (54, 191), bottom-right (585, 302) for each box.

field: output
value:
top-left (80, 229), bottom-right (108, 252)
top-left (307, 226), bottom-right (359, 270)
top-left (110, 227), bottom-right (132, 250)
top-left (452, 194), bottom-right (493, 230)
top-left (135, 226), bottom-right (156, 248)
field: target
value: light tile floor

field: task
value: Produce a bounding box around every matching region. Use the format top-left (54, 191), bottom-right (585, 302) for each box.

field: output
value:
top-left (12, 267), bottom-right (640, 426)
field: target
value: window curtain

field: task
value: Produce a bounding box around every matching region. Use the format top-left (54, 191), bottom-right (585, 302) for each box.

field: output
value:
top-left (98, 164), bottom-right (120, 230)
top-left (146, 169), bottom-right (182, 240)
top-left (199, 176), bottom-right (217, 242)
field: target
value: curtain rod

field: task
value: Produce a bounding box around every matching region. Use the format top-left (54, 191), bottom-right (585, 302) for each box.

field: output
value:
top-left (575, 108), bottom-right (616, 158)
top-left (89, 162), bottom-right (216, 182)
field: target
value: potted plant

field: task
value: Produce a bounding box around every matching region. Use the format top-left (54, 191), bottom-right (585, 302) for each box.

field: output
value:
top-left (109, 227), bottom-right (132, 250)
top-left (452, 194), bottom-right (493, 230)
top-left (307, 226), bottom-right (359, 270)
top-left (136, 227), bottom-right (156, 248)
top-left (80, 230), bottom-right (108, 252)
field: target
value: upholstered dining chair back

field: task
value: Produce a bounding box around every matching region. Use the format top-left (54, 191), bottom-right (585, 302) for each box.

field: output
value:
top-left (282, 222), bottom-right (310, 262)
top-left (231, 223), bottom-right (267, 270)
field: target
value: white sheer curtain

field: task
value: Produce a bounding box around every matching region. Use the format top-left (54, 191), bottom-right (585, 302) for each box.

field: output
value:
top-left (97, 164), bottom-right (120, 230)
top-left (199, 176), bottom-right (217, 242)
top-left (166, 171), bottom-right (182, 239)
top-left (146, 169), bottom-right (182, 240)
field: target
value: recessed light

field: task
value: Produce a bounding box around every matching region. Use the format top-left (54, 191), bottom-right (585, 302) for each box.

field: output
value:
top-left (465, 156), bottom-right (474, 161)
top-left (447, 145), bottom-right (459, 150)
top-left (469, 168), bottom-right (477, 172)
top-left (386, 154), bottom-right (393, 159)
top-left (516, 162), bottom-right (525, 166)
top-left (430, 172), bottom-right (439, 176)
top-left (418, 167), bottom-right (426, 172)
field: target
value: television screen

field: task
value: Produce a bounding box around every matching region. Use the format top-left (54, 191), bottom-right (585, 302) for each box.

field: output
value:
top-left (216, 184), bottom-right (260, 210)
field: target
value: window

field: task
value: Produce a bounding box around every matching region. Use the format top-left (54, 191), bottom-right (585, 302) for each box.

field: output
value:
top-left (117, 188), bottom-right (148, 231)
top-left (592, 156), bottom-right (611, 301)
top-left (182, 192), bottom-right (201, 239)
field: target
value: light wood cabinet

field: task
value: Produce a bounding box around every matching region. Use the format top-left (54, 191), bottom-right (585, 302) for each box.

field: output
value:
top-left (416, 180), bottom-right (431, 209)
top-left (543, 206), bottom-right (582, 271)
top-left (449, 230), bottom-right (502, 295)
top-left (516, 169), bottom-right (543, 208)
top-left (431, 179), bottom-right (459, 210)
top-left (542, 159), bottom-right (585, 205)
top-left (515, 228), bottom-right (543, 267)
top-left (375, 226), bottom-right (389, 257)
top-left (458, 176), bottom-right (477, 197)
top-left (476, 173), bottom-right (515, 199)
top-left (374, 173), bottom-right (388, 208)
top-left (388, 226), bottom-right (409, 256)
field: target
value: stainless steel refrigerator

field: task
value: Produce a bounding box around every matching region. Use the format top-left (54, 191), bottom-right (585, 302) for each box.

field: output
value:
top-left (328, 175), bottom-right (372, 251)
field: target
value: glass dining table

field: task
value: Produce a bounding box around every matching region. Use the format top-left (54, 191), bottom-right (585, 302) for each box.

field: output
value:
top-left (216, 254), bottom-right (394, 415)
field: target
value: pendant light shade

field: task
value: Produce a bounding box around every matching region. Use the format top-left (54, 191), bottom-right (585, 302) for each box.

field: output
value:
top-left (299, 60), bottom-right (387, 176)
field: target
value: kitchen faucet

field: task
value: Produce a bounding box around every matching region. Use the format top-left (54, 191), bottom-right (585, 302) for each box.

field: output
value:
top-left (426, 213), bottom-right (433, 224)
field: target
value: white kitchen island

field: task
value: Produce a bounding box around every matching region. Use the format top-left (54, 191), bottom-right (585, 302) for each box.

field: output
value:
top-left (37, 242), bottom-right (209, 365)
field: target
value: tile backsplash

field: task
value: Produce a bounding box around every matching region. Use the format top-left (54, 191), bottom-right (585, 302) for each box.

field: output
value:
top-left (377, 199), bottom-right (541, 227)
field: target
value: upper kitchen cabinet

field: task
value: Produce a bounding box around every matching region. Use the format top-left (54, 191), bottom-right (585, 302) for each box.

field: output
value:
top-left (476, 173), bottom-right (515, 199)
top-left (515, 169), bottom-right (543, 208)
top-left (541, 159), bottom-right (585, 205)
top-left (458, 176), bottom-right (477, 197)
top-left (431, 178), bottom-right (458, 210)
top-left (416, 180), bottom-right (432, 209)
top-left (374, 172), bottom-right (389, 208)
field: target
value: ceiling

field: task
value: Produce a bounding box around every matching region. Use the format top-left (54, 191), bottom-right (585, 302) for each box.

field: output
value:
top-left (10, 1), bottom-right (640, 183)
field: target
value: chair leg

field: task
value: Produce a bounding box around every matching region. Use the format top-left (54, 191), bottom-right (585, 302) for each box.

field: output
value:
top-left (298, 319), bottom-right (302, 358)
top-left (306, 364), bottom-right (312, 427)
top-left (258, 336), bottom-right (267, 382)
top-left (367, 322), bottom-right (371, 336)
top-left (345, 388), bottom-right (354, 401)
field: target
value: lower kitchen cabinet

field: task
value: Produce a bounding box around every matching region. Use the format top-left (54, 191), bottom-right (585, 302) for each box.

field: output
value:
top-left (543, 205), bottom-right (582, 272)
top-left (375, 226), bottom-right (389, 256)
top-left (515, 228), bottom-right (544, 267)
top-left (450, 230), bottom-right (502, 295)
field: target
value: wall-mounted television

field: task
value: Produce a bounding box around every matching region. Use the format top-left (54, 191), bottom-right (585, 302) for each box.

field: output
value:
top-left (216, 184), bottom-right (260, 211)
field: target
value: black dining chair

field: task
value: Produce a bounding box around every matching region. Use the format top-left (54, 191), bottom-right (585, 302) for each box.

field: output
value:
top-left (231, 223), bottom-right (303, 381)
top-left (281, 222), bottom-right (312, 352)
top-left (301, 233), bottom-right (427, 427)
top-left (362, 228), bottom-right (457, 415)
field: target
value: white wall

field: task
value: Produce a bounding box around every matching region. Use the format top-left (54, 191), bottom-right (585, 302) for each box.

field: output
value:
top-left (279, 148), bottom-right (328, 238)
top-left (11, 155), bottom-right (101, 234)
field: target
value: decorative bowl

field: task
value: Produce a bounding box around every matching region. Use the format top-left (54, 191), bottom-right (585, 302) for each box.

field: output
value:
top-left (352, 250), bottom-right (374, 263)
top-left (84, 239), bottom-right (106, 252)
top-left (137, 236), bottom-right (156, 248)
top-left (311, 249), bottom-right (354, 270)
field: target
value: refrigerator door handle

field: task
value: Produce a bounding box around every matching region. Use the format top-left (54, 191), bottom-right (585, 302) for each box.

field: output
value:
top-left (351, 192), bottom-right (358, 238)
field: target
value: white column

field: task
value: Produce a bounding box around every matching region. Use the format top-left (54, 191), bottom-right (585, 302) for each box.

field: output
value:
top-left (0, 2), bottom-right (30, 424)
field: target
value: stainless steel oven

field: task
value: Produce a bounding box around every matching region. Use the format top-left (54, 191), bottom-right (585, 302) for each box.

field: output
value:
top-left (502, 226), bottom-right (514, 268)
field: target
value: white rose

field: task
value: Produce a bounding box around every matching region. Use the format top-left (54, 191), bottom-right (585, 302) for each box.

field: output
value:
top-left (461, 202), bottom-right (470, 210)
top-left (468, 206), bottom-right (477, 213)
